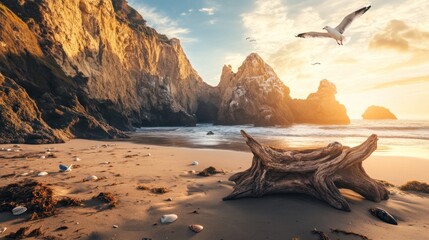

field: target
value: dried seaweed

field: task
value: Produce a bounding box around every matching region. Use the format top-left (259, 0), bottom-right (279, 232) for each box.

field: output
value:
top-left (0, 180), bottom-right (82, 219)
top-left (3, 226), bottom-right (43, 239)
top-left (311, 229), bottom-right (330, 240)
top-left (331, 228), bottom-right (370, 240)
top-left (198, 166), bottom-right (224, 177)
top-left (399, 181), bottom-right (429, 194)
top-left (137, 185), bottom-right (169, 194)
top-left (93, 192), bottom-right (118, 208)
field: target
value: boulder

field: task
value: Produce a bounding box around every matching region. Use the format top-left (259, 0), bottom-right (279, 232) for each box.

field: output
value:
top-left (362, 106), bottom-right (397, 120)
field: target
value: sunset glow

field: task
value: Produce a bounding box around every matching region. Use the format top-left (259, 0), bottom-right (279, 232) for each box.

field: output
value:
top-left (132, 0), bottom-right (429, 119)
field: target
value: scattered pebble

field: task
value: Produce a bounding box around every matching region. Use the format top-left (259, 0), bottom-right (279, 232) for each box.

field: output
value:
top-left (37, 172), bottom-right (48, 176)
top-left (113, 225), bottom-right (119, 228)
top-left (20, 173), bottom-right (29, 176)
top-left (166, 197), bottom-right (173, 202)
top-left (191, 161), bottom-right (199, 166)
top-left (84, 175), bottom-right (98, 181)
top-left (13, 144), bottom-right (20, 148)
top-left (40, 156), bottom-right (46, 159)
top-left (74, 157), bottom-right (81, 161)
top-left (12, 206), bottom-right (27, 216)
top-left (206, 131), bottom-right (214, 135)
top-left (59, 164), bottom-right (73, 172)
top-left (160, 214), bottom-right (178, 223)
top-left (0, 226), bottom-right (7, 234)
top-left (143, 153), bottom-right (151, 157)
top-left (189, 224), bottom-right (204, 233)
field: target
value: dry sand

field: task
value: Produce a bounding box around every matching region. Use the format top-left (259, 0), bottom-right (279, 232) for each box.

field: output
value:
top-left (0, 139), bottom-right (428, 240)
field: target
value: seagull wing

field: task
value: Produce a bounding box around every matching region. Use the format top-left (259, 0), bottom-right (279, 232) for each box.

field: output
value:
top-left (296, 32), bottom-right (332, 38)
top-left (335, 5), bottom-right (371, 34)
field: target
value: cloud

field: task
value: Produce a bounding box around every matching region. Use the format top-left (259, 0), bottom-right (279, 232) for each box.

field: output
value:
top-left (130, 2), bottom-right (195, 42)
top-left (369, 20), bottom-right (429, 52)
top-left (199, 7), bottom-right (215, 15)
top-left (371, 75), bottom-right (429, 90)
top-left (181, 8), bottom-right (194, 16)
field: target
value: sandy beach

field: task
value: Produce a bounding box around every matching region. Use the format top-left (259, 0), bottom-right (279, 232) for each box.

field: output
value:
top-left (0, 139), bottom-right (428, 240)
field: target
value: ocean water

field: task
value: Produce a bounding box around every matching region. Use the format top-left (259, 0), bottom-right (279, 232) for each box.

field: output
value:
top-left (132, 120), bottom-right (429, 159)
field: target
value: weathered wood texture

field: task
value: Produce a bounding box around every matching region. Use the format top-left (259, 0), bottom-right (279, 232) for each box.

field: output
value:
top-left (223, 130), bottom-right (389, 211)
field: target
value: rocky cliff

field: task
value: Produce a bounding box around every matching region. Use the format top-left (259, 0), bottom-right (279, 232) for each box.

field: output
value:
top-left (291, 80), bottom-right (350, 124)
top-left (216, 53), bottom-right (294, 125)
top-left (0, 0), bottom-right (214, 143)
top-left (215, 54), bottom-right (349, 125)
top-left (362, 106), bottom-right (397, 120)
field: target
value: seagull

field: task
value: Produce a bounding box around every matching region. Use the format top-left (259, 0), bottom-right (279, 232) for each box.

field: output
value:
top-left (296, 5), bottom-right (371, 45)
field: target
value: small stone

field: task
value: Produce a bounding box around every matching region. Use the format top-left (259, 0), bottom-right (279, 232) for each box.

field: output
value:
top-left (191, 161), bottom-right (199, 166)
top-left (143, 153), bottom-right (151, 157)
top-left (166, 197), bottom-right (173, 202)
top-left (189, 224), bottom-right (204, 233)
top-left (113, 225), bottom-right (119, 228)
top-left (0, 227), bottom-right (7, 234)
top-left (206, 131), bottom-right (214, 135)
top-left (37, 171), bottom-right (48, 176)
top-left (74, 157), bottom-right (81, 161)
top-left (84, 175), bottom-right (98, 181)
top-left (40, 155), bottom-right (46, 159)
top-left (160, 214), bottom-right (178, 223)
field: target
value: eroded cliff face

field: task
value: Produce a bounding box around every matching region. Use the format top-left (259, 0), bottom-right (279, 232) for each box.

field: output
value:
top-left (0, 0), bottom-right (214, 142)
top-left (291, 80), bottom-right (350, 124)
top-left (0, 73), bottom-right (66, 144)
top-left (216, 53), bottom-right (294, 126)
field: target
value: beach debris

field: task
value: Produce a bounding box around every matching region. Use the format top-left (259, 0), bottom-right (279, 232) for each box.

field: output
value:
top-left (206, 131), bottom-right (214, 135)
top-left (113, 225), bottom-right (119, 228)
top-left (74, 157), bottom-right (81, 161)
top-left (13, 144), bottom-right (20, 148)
top-left (143, 153), bottom-right (151, 157)
top-left (0, 227), bottom-right (6, 234)
top-left (40, 155), bottom-right (46, 159)
top-left (399, 181), bottom-right (429, 194)
top-left (369, 207), bottom-right (398, 225)
top-left (223, 131), bottom-right (388, 211)
top-left (101, 161), bottom-right (110, 164)
top-left (93, 192), bottom-right (118, 208)
top-left (55, 226), bottom-right (69, 231)
top-left (0, 180), bottom-right (81, 220)
top-left (330, 228), bottom-right (369, 240)
top-left (20, 172), bottom-right (29, 176)
top-left (13, 149), bottom-right (21, 152)
top-left (37, 171), bottom-right (48, 176)
top-left (160, 214), bottom-right (178, 223)
top-left (198, 166), bottom-right (224, 176)
top-left (189, 224), bottom-right (204, 233)
top-left (191, 161), bottom-right (199, 166)
top-left (1, 173), bottom-right (15, 179)
top-left (3, 227), bottom-right (44, 239)
top-left (137, 185), bottom-right (169, 194)
top-left (311, 228), bottom-right (330, 240)
top-left (12, 206), bottom-right (27, 215)
top-left (59, 164), bottom-right (73, 172)
top-left (166, 197), bottom-right (173, 201)
top-left (84, 175), bottom-right (98, 181)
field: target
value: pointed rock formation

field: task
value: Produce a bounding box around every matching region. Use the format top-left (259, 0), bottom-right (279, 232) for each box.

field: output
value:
top-left (362, 106), bottom-right (397, 120)
top-left (216, 53), bottom-right (294, 126)
top-left (291, 80), bottom-right (350, 124)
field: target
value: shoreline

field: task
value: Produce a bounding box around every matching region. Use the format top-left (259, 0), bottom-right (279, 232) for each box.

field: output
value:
top-left (1, 139), bottom-right (428, 239)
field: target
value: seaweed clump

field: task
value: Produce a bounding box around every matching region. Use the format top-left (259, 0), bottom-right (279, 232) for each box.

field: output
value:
top-left (198, 166), bottom-right (224, 177)
top-left (400, 181), bottom-right (429, 194)
top-left (93, 192), bottom-right (118, 208)
top-left (0, 180), bottom-right (82, 219)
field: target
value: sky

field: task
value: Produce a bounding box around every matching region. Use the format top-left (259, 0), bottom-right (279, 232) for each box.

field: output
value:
top-left (129, 0), bottom-right (429, 119)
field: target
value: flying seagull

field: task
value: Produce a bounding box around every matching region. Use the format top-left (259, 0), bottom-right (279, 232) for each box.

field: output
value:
top-left (296, 5), bottom-right (371, 45)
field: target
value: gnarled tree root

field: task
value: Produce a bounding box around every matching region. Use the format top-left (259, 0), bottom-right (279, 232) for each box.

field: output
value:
top-left (223, 130), bottom-right (389, 211)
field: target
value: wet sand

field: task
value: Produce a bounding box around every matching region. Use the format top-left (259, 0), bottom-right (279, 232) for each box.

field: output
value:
top-left (1, 139), bottom-right (429, 239)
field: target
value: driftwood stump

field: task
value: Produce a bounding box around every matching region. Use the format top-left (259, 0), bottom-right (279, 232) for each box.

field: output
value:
top-left (223, 130), bottom-right (389, 211)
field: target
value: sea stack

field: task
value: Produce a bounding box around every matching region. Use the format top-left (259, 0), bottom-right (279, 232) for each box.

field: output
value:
top-left (362, 106), bottom-right (397, 120)
top-left (215, 53), bottom-right (294, 126)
